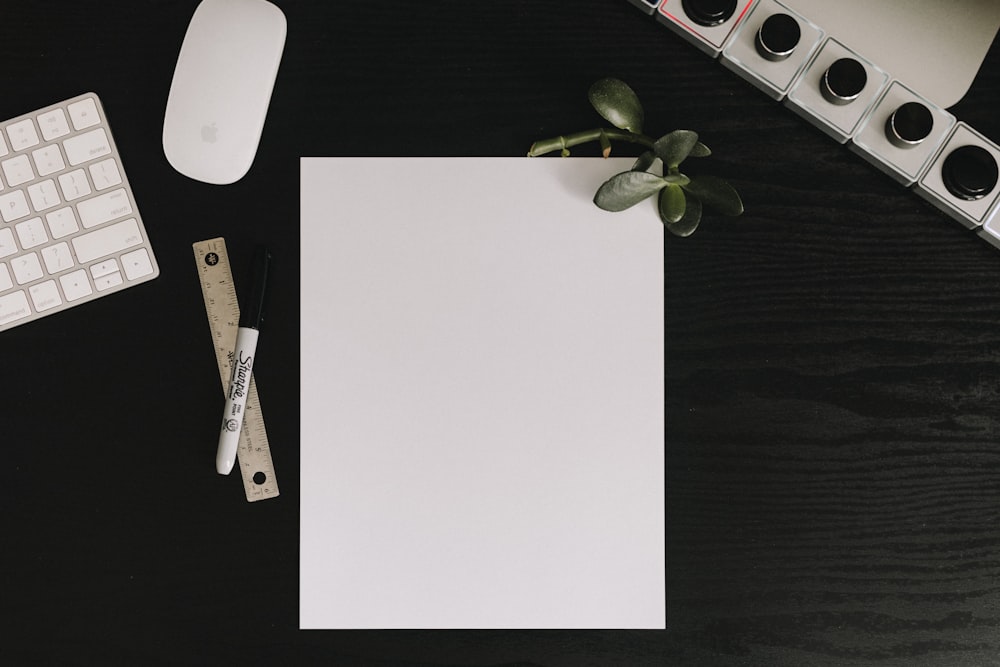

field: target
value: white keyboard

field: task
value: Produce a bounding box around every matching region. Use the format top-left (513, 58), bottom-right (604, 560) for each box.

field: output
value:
top-left (0, 92), bottom-right (158, 332)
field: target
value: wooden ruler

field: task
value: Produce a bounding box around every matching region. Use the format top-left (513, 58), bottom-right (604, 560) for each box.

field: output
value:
top-left (193, 237), bottom-right (279, 502)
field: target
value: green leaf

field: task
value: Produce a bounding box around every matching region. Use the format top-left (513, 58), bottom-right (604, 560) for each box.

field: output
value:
top-left (588, 78), bottom-right (644, 133)
top-left (594, 171), bottom-right (668, 212)
top-left (665, 193), bottom-right (702, 237)
top-left (681, 175), bottom-right (744, 216)
top-left (653, 130), bottom-right (699, 168)
top-left (658, 184), bottom-right (686, 224)
top-left (690, 142), bottom-right (712, 157)
top-left (631, 151), bottom-right (658, 173)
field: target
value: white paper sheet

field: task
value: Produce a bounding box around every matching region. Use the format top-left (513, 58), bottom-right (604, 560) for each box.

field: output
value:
top-left (299, 158), bottom-right (665, 629)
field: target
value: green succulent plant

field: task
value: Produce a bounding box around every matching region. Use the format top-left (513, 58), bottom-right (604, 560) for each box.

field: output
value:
top-left (528, 78), bottom-right (743, 236)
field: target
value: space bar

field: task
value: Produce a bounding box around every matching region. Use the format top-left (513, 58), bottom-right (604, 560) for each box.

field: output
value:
top-left (72, 218), bottom-right (143, 264)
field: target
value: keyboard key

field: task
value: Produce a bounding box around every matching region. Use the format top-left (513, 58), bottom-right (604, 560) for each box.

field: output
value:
top-left (90, 258), bottom-right (119, 279)
top-left (67, 97), bottom-right (100, 131)
top-left (29, 280), bottom-right (61, 312)
top-left (94, 271), bottom-right (123, 291)
top-left (45, 207), bottom-right (79, 239)
top-left (0, 132), bottom-right (8, 158)
top-left (89, 158), bottom-right (122, 190)
top-left (15, 217), bottom-right (48, 249)
top-left (32, 144), bottom-right (66, 176)
top-left (27, 179), bottom-right (60, 211)
top-left (72, 217), bottom-right (143, 264)
top-left (2, 153), bottom-right (35, 187)
top-left (122, 248), bottom-right (154, 280)
top-left (41, 242), bottom-right (72, 274)
top-left (0, 229), bottom-right (16, 258)
top-left (0, 190), bottom-right (30, 222)
top-left (7, 118), bottom-right (40, 151)
top-left (77, 188), bottom-right (132, 228)
top-left (37, 108), bottom-right (70, 141)
top-left (0, 263), bottom-right (11, 291)
top-left (0, 290), bottom-right (31, 325)
top-left (58, 169), bottom-right (92, 201)
top-left (11, 252), bottom-right (43, 285)
top-left (63, 128), bottom-right (111, 166)
top-left (60, 269), bottom-right (93, 302)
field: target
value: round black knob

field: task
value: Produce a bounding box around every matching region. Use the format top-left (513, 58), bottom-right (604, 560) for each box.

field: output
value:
top-left (885, 102), bottom-right (933, 148)
top-left (682, 0), bottom-right (738, 27)
top-left (755, 13), bottom-right (801, 62)
top-left (821, 58), bottom-right (867, 105)
top-left (942, 145), bottom-right (999, 201)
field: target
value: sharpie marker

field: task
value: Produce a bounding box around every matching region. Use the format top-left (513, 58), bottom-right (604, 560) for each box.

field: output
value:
top-left (217, 247), bottom-right (271, 475)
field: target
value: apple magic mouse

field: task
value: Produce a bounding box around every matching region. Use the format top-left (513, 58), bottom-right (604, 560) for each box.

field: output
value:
top-left (163, 0), bottom-right (286, 185)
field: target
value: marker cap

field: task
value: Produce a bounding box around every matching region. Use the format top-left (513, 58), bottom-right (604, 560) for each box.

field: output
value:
top-left (240, 246), bottom-right (271, 330)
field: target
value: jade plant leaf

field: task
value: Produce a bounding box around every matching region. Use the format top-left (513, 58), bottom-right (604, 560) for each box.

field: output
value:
top-left (665, 194), bottom-right (703, 237)
top-left (594, 171), bottom-right (668, 211)
top-left (689, 142), bottom-right (712, 158)
top-left (657, 184), bottom-right (686, 224)
top-left (588, 78), bottom-right (644, 134)
top-left (631, 151), bottom-right (659, 174)
top-left (682, 174), bottom-right (744, 216)
top-left (653, 130), bottom-right (700, 169)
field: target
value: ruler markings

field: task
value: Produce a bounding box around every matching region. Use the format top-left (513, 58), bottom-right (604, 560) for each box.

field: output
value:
top-left (193, 237), bottom-right (279, 502)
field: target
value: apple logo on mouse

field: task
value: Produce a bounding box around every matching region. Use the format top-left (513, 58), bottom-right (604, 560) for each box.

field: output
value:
top-left (201, 121), bottom-right (218, 144)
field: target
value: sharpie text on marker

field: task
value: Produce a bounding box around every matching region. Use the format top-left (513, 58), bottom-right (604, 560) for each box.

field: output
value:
top-left (216, 247), bottom-right (271, 475)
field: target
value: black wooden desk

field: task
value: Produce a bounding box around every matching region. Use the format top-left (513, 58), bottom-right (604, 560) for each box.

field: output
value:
top-left (4, 2), bottom-right (1000, 665)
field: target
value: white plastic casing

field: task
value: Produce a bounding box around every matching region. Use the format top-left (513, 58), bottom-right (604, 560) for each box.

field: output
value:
top-left (916, 123), bottom-right (1000, 230)
top-left (720, 0), bottom-right (824, 100)
top-left (978, 214), bottom-right (1000, 249)
top-left (656, 0), bottom-right (757, 57)
top-left (785, 38), bottom-right (889, 144)
top-left (850, 82), bottom-right (956, 186)
top-left (626, 0), bottom-right (663, 16)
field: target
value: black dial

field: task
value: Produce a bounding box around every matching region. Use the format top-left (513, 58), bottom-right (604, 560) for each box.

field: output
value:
top-left (886, 102), bottom-right (933, 148)
top-left (942, 145), bottom-right (999, 201)
top-left (682, 0), bottom-right (738, 27)
top-left (821, 58), bottom-right (867, 105)
top-left (756, 13), bottom-right (801, 61)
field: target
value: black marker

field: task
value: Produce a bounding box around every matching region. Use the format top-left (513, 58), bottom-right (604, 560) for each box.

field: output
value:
top-left (217, 247), bottom-right (271, 475)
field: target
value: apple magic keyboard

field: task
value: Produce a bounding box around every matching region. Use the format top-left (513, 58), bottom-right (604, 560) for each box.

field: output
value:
top-left (0, 92), bottom-right (158, 332)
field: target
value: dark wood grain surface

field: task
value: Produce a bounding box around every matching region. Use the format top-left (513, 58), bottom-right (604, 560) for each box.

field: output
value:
top-left (3, 1), bottom-right (1000, 665)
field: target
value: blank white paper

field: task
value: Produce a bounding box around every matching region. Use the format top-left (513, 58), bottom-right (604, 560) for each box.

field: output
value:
top-left (299, 158), bottom-right (665, 629)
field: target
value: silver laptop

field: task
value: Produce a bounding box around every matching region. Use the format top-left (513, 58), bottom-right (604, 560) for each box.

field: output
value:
top-left (787, 0), bottom-right (1000, 108)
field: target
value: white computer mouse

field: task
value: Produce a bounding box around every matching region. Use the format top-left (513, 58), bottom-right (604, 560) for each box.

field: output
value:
top-left (163, 0), bottom-right (286, 185)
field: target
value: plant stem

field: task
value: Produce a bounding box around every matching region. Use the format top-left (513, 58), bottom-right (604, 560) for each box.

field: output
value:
top-left (527, 128), bottom-right (655, 157)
